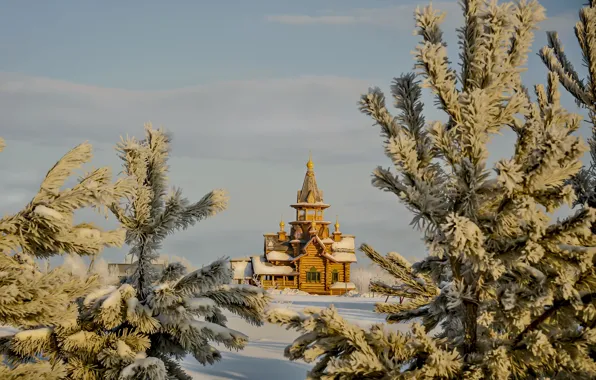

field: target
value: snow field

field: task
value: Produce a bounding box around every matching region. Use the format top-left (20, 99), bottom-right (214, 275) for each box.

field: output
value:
top-left (185, 292), bottom-right (410, 379)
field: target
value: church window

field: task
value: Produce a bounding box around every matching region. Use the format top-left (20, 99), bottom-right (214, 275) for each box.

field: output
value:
top-left (306, 267), bottom-right (321, 283)
top-left (331, 269), bottom-right (339, 283)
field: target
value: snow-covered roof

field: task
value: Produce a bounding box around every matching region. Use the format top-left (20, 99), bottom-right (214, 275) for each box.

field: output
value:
top-left (321, 238), bottom-right (335, 244)
top-left (231, 260), bottom-right (253, 279)
top-left (266, 250), bottom-right (292, 261)
top-left (251, 256), bottom-right (298, 276)
top-left (331, 236), bottom-right (355, 252)
top-left (330, 282), bottom-right (356, 290)
top-left (230, 257), bottom-right (252, 262)
top-left (330, 251), bottom-right (357, 263)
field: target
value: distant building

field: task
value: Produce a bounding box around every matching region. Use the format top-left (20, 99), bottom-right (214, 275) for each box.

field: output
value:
top-left (231, 154), bottom-right (357, 295)
top-left (230, 257), bottom-right (254, 284)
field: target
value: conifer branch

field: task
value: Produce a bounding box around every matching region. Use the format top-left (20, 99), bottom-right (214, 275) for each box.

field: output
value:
top-left (270, 1), bottom-right (596, 377)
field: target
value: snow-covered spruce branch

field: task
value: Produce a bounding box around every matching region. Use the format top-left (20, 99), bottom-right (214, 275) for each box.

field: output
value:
top-left (0, 141), bottom-right (134, 258)
top-left (269, 1), bottom-right (596, 378)
top-left (174, 258), bottom-right (232, 297)
top-left (0, 138), bottom-right (136, 378)
top-left (62, 124), bottom-right (267, 379)
top-left (360, 244), bottom-right (437, 299)
top-left (266, 306), bottom-right (460, 379)
top-left (1, 258), bottom-right (270, 379)
top-left (199, 284), bottom-right (271, 326)
top-left (541, 1), bottom-right (596, 236)
top-left (0, 126), bottom-right (269, 379)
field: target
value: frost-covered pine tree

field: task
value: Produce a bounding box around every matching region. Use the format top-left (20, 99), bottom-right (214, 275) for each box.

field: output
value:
top-left (268, 1), bottom-right (596, 378)
top-left (101, 124), bottom-right (270, 379)
top-left (540, 0), bottom-right (596, 232)
top-left (0, 138), bottom-right (135, 379)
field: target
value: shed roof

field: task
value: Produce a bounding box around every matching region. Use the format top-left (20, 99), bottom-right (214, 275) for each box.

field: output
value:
top-left (231, 260), bottom-right (254, 279)
top-left (251, 256), bottom-right (298, 276)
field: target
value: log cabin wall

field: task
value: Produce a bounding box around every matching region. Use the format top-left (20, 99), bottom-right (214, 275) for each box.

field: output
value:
top-left (344, 262), bottom-right (350, 282)
top-left (325, 261), bottom-right (346, 288)
top-left (298, 244), bottom-right (326, 293)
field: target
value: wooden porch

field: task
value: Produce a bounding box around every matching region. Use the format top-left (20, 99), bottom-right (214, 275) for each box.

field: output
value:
top-left (259, 275), bottom-right (298, 289)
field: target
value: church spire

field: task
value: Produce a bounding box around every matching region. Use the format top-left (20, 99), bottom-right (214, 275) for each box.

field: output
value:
top-left (297, 151), bottom-right (323, 203)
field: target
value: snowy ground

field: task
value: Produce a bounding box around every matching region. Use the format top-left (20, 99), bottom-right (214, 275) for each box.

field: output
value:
top-left (185, 292), bottom-right (409, 380)
top-left (0, 293), bottom-right (408, 380)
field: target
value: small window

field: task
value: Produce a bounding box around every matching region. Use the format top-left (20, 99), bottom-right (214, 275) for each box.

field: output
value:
top-left (331, 270), bottom-right (339, 283)
top-left (306, 267), bottom-right (321, 283)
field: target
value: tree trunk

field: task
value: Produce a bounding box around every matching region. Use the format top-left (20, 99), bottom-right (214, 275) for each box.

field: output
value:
top-left (463, 302), bottom-right (478, 355)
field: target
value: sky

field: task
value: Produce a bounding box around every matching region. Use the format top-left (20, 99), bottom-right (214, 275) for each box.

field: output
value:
top-left (0, 0), bottom-right (588, 268)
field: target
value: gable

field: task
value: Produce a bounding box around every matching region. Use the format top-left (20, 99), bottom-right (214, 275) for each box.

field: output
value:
top-left (291, 236), bottom-right (332, 263)
top-left (264, 235), bottom-right (290, 253)
top-left (302, 236), bottom-right (326, 253)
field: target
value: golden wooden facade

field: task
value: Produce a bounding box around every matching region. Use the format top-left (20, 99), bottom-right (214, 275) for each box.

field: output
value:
top-left (231, 154), bottom-right (357, 295)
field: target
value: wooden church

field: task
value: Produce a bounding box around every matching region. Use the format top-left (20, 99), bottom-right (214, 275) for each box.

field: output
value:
top-left (231, 154), bottom-right (357, 295)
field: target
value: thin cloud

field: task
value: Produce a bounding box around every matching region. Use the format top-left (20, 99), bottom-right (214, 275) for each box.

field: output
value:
top-left (265, 2), bottom-right (462, 29)
top-left (265, 2), bottom-right (577, 37)
top-left (0, 73), bottom-right (383, 164)
top-left (540, 10), bottom-right (580, 34)
top-left (265, 15), bottom-right (357, 25)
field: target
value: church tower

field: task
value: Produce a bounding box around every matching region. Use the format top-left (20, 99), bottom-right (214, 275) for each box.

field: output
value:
top-left (288, 152), bottom-right (332, 241)
top-left (231, 152), bottom-right (357, 295)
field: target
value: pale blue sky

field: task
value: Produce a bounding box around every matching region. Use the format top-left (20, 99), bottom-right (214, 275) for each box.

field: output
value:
top-left (0, 0), bottom-right (588, 268)
top-left (0, 0), bottom-right (579, 89)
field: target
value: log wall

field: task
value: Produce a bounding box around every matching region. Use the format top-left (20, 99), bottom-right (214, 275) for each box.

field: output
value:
top-left (298, 244), bottom-right (326, 293)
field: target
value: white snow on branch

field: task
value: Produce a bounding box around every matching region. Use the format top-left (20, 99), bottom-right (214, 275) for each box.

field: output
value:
top-left (119, 357), bottom-right (165, 379)
top-left (126, 297), bottom-right (139, 313)
top-left (14, 327), bottom-right (52, 341)
top-left (75, 227), bottom-right (101, 240)
top-left (266, 307), bottom-right (305, 320)
top-left (184, 297), bottom-right (217, 310)
top-left (101, 288), bottom-right (122, 309)
top-left (83, 285), bottom-right (118, 306)
top-left (190, 320), bottom-right (248, 342)
top-left (153, 283), bottom-right (171, 292)
top-left (116, 340), bottom-right (134, 358)
top-left (33, 205), bottom-right (63, 220)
